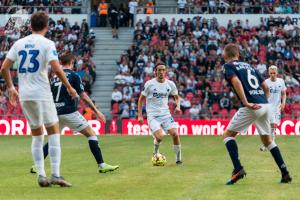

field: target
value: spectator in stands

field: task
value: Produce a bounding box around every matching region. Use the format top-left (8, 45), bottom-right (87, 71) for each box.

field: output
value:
top-left (98, 0), bottom-right (108, 27)
top-left (145, 0), bottom-right (154, 14)
top-left (189, 104), bottom-right (200, 120)
top-left (109, 4), bottom-right (119, 39)
top-left (129, 98), bottom-right (137, 118)
top-left (128, 0), bottom-right (138, 27)
top-left (111, 88), bottom-right (123, 107)
top-left (119, 3), bottom-right (129, 27)
top-left (177, 0), bottom-right (187, 14)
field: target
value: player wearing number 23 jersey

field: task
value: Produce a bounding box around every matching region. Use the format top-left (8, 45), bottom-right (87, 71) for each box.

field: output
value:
top-left (1, 12), bottom-right (77, 187)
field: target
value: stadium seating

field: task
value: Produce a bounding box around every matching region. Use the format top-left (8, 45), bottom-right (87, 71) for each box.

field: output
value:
top-left (0, 16), bottom-right (95, 118)
top-left (0, 1), bottom-right (83, 14)
top-left (112, 16), bottom-right (300, 120)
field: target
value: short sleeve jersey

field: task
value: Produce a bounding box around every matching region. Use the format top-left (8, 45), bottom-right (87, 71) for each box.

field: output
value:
top-left (50, 69), bottom-right (84, 115)
top-left (265, 78), bottom-right (286, 108)
top-left (223, 61), bottom-right (268, 105)
top-left (141, 78), bottom-right (178, 117)
top-left (6, 34), bottom-right (58, 101)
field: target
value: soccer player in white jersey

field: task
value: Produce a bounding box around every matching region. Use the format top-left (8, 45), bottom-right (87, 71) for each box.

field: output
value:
top-left (0, 12), bottom-right (78, 187)
top-left (137, 63), bottom-right (182, 165)
top-left (260, 65), bottom-right (286, 151)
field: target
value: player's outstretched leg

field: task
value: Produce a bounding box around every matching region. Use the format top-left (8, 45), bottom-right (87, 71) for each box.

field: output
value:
top-left (223, 130), bottom-right (246, 185)
top-left (81, 127), bottom-right (119, 173)
top-left (31, 143), bottom-right (49, 174)
top-left (169, 128), bottom-right (182, 165)
top-left (261, 136), bottom-right (292, 183)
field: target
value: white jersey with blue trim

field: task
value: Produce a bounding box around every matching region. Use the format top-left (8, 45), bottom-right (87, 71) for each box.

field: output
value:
top-left (141, 78), bottom-right (178, 117)
top-left (265, 78), bottom-right (286, 110)
top-left (6, 34), bottom-right (58, 101)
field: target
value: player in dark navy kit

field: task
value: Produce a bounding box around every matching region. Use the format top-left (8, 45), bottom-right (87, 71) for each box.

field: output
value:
top-left (31, 52), bottom-right (119, 173)
top-left (222, 44), bottom-right (291, 185)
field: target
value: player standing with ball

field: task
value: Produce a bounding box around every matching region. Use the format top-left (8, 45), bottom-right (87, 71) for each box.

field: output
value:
top-left (137, 63), bottom-right (182, 165)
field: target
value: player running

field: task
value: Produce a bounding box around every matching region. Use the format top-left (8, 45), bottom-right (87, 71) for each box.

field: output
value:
top-left (260, 65), bottom-right (286, 151)
top-left (222, 44), bottom-right (291, 185)
top-left (137, 63), bottom-right (182, 165)
top-left (1, 12), bottom-right (77, 187)
top-left (30, 52), bottom-right (119, 174)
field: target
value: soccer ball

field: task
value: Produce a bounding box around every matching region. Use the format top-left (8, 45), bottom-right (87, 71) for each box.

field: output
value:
top-left (152, 153), bottom-right (167, 166)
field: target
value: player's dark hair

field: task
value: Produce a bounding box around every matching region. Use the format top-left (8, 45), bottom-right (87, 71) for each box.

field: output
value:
top-left (224, 43), bottom-right (239, 59)
top-left (60, 52), bottom-right (75, 66)
top-left (154, 62), bottom-right (166, 71)
top-left (31, 12), bottom-right (49, 32)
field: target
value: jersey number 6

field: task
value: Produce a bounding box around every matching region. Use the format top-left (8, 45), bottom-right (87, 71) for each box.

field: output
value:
top-left (18, 50), bottom-right (40, 73)
top-left (247, 69), bottom-right (259, 89)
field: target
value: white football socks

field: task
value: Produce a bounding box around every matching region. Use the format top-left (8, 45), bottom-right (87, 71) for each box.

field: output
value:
top-left (48, 134), bottom-right (61, 177)
top-left (32, 135), bottom-right (46, 177)
top-left (153, 139), bottom-right (160, 154)
top-left (173, 145), bottom-right (182, 162)
top-left (271, 127), bottom-right (276, 141)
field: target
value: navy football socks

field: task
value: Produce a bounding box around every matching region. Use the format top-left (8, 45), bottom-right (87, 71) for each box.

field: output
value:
top-left (43, 143), bottom-right (49, 159)
top-left (88, 139), bottom-right (104, 164)
top-left (268, 143), bottom-right (289, 176)
top-left (224, 137), bottom-right (242, 171)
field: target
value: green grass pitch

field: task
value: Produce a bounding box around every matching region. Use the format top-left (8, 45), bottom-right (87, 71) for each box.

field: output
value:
top-left (0, 135), bottom-right (299, 200)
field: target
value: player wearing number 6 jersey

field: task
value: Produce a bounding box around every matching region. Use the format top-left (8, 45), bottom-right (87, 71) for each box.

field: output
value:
top-left (222, 44), bottom-right (291, 185)
top-left (30, 52), bottom-right (119, 174)
top-left (0, 12), bottom-right (77, 187)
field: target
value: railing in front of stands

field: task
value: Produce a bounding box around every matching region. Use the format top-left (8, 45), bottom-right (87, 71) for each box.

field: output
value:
top-left (137, 5), bottom-right (300, 14)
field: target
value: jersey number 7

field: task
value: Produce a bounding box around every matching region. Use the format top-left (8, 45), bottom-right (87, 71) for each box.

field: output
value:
top-left (18, 50), bottom-right (40, 73)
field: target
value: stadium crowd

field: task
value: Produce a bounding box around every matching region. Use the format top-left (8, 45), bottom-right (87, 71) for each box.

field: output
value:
top-left (183, 0), bottom-right (300, 14)
top-left (112, 15), bottom-right (300, 120)
top-left (0, 0), bottom-right (83, 14)
top-left (0, 17), bottom-right (96, 118)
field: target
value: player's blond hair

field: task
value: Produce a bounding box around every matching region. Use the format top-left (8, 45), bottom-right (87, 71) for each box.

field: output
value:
top-left (269, 65), bottom-right (278, 71)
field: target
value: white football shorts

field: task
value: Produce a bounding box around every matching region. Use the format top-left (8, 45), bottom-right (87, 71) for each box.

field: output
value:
top-left (21, 100), bottom-right (58, 129)
top-left (269, 109), bottom-right (281, 125)
top-left (227, 104), bottom-right (271, 135)
top-left (147, 114), bottom-right (178, 135)
top-left (59, 111), bottom-right (89, 133)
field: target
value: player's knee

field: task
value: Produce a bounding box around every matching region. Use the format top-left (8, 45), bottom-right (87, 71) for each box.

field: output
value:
top-left (222, 130), bottom-right (237, 139)
top-left (168, 129), bottom-right (178, 137)
top-left (81, 127), bottom-right (96, 137)
top-left (261, 135), bottom-right (273, 146)
top-left (154, 131), bottom-right (164, 142)
top-left (155, 137), bottom-right (162, 143)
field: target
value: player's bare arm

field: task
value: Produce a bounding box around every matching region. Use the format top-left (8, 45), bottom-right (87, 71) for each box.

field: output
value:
top-left (0, 58), bottom-right (18, 106)
top-left (231, 76), bottom-right (261, 110)
top-left (173, 94), bottom-right (181, 114)
top-left (281, 89), bottom-right (287, 111)
top-left (261, 81), bottom-right (270, 98)
top-left (80, 92), bottom-right (106, 123)
top-left (137, 94), bottom-right (145, 124)
top-left (50, 60), bottom-right (78, 99)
